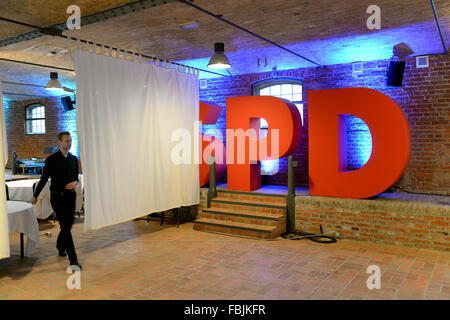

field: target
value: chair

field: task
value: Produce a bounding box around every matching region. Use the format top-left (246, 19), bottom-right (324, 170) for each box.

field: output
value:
top-left (17, 163), bottom-right (26, 175)
top-left (140, 210), bottom-right (180, 228)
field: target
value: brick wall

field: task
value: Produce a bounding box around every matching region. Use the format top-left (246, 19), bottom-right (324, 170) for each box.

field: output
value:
top-left (4, 97), bottom-right (78, 168)
top-left (295, 196), bottom-right (450, 252)
top-left (200, 53), bottom-right (450, 195)
top-left (4, 54), bottom-right (448, 195)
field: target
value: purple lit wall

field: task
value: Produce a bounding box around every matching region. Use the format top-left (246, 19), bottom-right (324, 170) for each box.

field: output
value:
top-left (199, 53), bottom-right (449, 195)
top-left (343, 115), bottom-right (372, 170)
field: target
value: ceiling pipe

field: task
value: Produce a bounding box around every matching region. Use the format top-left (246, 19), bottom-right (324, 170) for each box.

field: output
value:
top-left (2, 80), bottom-right (47, 88)
top-left (0, 57), bottom-right (75, 72)
top-left (177, 0), bottom-right (324, 68)
top-left (0, 0), bottom-right (178, 48)
top-left (430, 0), bottom-right (447, 55)
top-left (3, 92), bottom-right (49, 98)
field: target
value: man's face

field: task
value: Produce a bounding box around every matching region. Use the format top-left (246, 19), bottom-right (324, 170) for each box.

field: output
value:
top-left (59, 134), bottom-right (72, 151)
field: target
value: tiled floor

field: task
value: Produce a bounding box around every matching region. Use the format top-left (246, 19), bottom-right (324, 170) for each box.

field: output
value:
top-left (1, 216), bottom-right (449, 300)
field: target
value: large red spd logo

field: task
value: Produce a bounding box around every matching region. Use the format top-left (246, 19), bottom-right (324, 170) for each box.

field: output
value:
top-left (199, 87), bottom-right (411, 199)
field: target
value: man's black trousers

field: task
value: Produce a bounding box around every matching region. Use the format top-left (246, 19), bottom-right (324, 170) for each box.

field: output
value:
top-left (50, 190), bottom-right (78, 265)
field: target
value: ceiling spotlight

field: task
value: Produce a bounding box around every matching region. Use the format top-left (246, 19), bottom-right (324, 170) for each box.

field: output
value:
top-left (45, 72), bottom-right (75, 93)
top-left (45, 72), bottom-right (63, 91)
top-left (207, 43), bottom-right (231, 69)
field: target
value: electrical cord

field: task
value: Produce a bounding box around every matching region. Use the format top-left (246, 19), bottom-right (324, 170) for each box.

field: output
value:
top-left (281, 231), bottom-right (337, 243)
top-left (281, 225), bottom-right (337, 243)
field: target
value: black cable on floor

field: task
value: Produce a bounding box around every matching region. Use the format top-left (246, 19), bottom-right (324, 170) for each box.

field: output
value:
top-left (281, 225), bottom-right (337, 243)
top-left (281, 231), bottom-right (337, 243)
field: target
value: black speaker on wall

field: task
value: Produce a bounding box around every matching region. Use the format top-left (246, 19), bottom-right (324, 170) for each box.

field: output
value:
top-left (61, 95), bottom-right (75, 111)
top-left (387, 61), bottom-right (406, 86)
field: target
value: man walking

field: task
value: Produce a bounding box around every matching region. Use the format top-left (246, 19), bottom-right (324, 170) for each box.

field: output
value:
top-left (32, 132), bottom-right (81, 269)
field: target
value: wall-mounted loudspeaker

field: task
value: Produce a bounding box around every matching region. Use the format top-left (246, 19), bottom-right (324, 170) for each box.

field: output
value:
top-left (61, 95), bottom-right (75, 111)
top-left (387, 61), bottom-right (406, 86)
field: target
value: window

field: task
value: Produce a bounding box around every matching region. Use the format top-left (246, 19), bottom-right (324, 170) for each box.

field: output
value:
top-left (25, 104), bottom-right (45, 135)
top-left (252, 78), bottom-right (304, 128)
top-left (251, 78), bottom-right (303, 175)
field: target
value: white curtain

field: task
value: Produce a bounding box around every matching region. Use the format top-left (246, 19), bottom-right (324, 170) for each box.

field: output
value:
top-left (72, 50), bottom-right (199, 231)
top-left (0, 77), bottom-right (10, 259)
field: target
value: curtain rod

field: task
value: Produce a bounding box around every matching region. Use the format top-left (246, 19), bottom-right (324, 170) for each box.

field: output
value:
top-left (0, 16), bottom-right (231, 77)
top-left (66, 35), bottom-right (200, 76)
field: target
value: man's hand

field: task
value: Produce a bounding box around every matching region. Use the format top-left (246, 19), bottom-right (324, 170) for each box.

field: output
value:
top-left (31, 197), bottom-right (38, 205)
top-left (65, 181), bottom-right (78, 190)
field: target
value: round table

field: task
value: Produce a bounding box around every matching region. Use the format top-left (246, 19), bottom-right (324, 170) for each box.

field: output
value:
top-left (6, 179), bottom-right (41, 202)
top-left (6, 175), bottom-right (84, 219)
top-left (7, 201), bottom-right (40, 257)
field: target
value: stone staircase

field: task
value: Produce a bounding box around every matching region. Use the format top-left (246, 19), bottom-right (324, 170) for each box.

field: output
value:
top-left (193, 189), bottom-right (287, 239)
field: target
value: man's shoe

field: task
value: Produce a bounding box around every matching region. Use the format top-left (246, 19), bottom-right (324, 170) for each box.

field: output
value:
top-left (68, 263), bottom-right (82, 271)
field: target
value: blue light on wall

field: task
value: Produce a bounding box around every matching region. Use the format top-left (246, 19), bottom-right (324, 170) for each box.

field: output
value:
top-left (261, 159), bottom-right (279, 175)
top-left (56, 101), bottom-right (79, 157)
top-left (343, 115), bottom-right (372, 170)
top-left (176, 21), bottom-right (441, 79)
top-left (203, 126), bottom-right (223, 137)
top-left (2, 100), bottom-right (10, 109)
top-left (69, 138), bottom-right (78, 156)
top-left (67, 126), bottom-right (79, 157)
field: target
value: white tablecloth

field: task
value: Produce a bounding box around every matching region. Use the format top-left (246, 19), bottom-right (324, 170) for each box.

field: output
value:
top-left (6, 174), bottom-right (83, 219)
top-left (6, 179), bottom-right (41, 202)
top-left (7, 201), bottom-right (40, 257)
